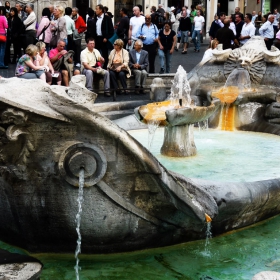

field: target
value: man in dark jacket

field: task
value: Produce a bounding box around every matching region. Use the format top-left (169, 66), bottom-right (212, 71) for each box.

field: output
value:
top-left (178, 9), bottom-right (192, 54)
top-left (116, 7), bottom-right (129, 47)
top-left (216, 19), bottom-right (239, 50)
top-left (235, 12), bottom-right (244, 42)
top-left (91, 4), bottom-right (114, 68)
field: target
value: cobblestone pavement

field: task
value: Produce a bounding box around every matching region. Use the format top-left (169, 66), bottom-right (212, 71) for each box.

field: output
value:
top-left (0, 40), bottom-right (209, 103)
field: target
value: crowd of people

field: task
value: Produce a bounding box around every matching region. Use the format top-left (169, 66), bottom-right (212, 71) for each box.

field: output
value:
top-left (205, 6), bottom-right (280, 61)
top-left (0, 2), bottom-right (279, 96)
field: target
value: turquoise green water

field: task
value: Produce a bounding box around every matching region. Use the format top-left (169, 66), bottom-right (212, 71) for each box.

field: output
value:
top-left (2, 215), bottom-right (280, 279)
top-left (129, 128), bottom-right (280, 182)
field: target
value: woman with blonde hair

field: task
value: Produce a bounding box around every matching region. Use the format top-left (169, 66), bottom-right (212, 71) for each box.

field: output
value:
top-left (202, 39), bottom-right (219, 61)
top-left (36, 41), bottom-right (62, 85)
top-left (107, 39), bottom-right (131, 96)
top-left (15, 44), bottom-right (46, 81)
top-left (50, 5), bottom-right (67, 48)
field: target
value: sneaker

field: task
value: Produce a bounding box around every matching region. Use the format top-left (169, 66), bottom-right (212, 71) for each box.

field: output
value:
top-left (159, 68), bottom-right (164, 74)
top-left (75, 63), bottom-right (81, 68)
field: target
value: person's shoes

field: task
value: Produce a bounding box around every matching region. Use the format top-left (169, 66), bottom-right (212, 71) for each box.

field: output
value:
top-left (140, 87), bottom-right (145, 94)
top-left (116, 89), bottom-right (122, 95)
top-left (194, 49), bottom-right (200, 53)
top-left (135, 86), bottom-right (140, 95)
top-left (75, 63), bottom-right (81, 67)
top-left (181, 50), bottom-right (187, 54)
top-left (175, 47), bottom-right (178, 51)
top-left (104, 91), bottom-right (111, 97)
top-left (123, 89), bottom-right (129, 95)
top-left (159, 68), bottom-right (164, 74)
top-left (0, 65), bottom-right (8, 69)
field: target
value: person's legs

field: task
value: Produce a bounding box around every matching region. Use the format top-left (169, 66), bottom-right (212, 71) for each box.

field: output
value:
top-left (143, 43), bottom-right (157, 73)
top-left (166, 51), bottom-right (172, 73)
top-left (61, 70), bottom-right (69, 86)
top-left (19, 72), bottom-right (38, 79)
top-left (0, 42), bottom-right (7, 67)
top-left (46, 71), bottom-right (53, 84)
top-left (24, 30), bottom-right (36, 50)
top-left (67, 34), bottom-right (74, 51)
top-left (4, 38), bottom-right (11, 65)
top-left (118, 71), bottom-right (127, 89)
top-left (140, 69), bottom-right (148, 89)
top-left (133, 69), bottom-right (141, 87)
top-left (73, 39), bottom-right (82, 65)
top-left (103, 70), bottom-right (110, 94)
top-left (158, 49), bottom-right (165, 72)
top-left (82, 69), bottom-right (94, 90)
top-left (35, 70), bottom-right (46, 82)
top-left (109, 70), bottom-right (119, 90)
top-left (192, 30), bottom-right (198, 51)
top-left (196, 31), bottom-right (201, 51)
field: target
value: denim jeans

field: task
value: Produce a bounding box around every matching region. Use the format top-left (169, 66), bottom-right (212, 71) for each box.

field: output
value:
top-left (192, 30), bottom-right (201, 50)
top-left (158, 49), bottom-right (172, 73)
top-left (0, 41), bottom-right (6, 67)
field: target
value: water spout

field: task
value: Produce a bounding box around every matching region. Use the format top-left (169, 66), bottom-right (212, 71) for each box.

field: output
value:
top-left (74, 168), bottom-right (85, 280)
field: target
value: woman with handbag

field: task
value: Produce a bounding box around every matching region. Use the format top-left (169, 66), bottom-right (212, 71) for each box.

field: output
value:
top-left (0, 6), bottom-right (8, 69)
top-left (107, 39), bottom-right (131, 95)
top-left (36, 8), bottom-right (52, 53)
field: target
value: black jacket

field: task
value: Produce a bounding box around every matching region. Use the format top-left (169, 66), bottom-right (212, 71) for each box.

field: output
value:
top-left (178, 16), bottom-right (192, 32)
top-left (116, 16), bottom-right (129, 39)
top-left (91, 14), bottom-right (114, 39)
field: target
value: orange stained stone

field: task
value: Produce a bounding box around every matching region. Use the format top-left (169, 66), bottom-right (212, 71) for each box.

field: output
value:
top-left (139, 100), bottom-right (179, 122)
top-left (205, 213), bottom-right (212, 223)
top-left (211, 86), bottom-right (240, 104)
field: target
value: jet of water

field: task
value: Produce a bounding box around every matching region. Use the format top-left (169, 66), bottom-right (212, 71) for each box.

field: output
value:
top-left (74, 168), bottom-right (85, 280)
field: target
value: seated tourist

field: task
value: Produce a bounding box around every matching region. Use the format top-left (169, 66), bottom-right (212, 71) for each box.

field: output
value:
top-left (49, 40), bottom-right (79, 86)
top-left (107, 39), bottom-right (131, 95)
top-left (80, 38), bottom-right (110, 95)
top-left (201, 39), bottom-right (219, 61)
top-left (15, 44), bottom-right (46, 81)
top-left (36, 41), bottom-right (62, 85)
top-left (129, 39), bottom-right (148, 94)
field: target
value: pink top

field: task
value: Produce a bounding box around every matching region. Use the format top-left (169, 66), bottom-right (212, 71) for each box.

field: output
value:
top-left (36, 16), bottom-right (52, 43)
top-left (276, 30), bottom-right (280, 40)
top-left (0, 15), bottom-right (8, 35)
top-left (49, 48), bottom-right (63, 60)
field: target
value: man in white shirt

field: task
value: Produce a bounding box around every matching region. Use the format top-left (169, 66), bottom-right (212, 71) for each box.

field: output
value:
top-left (23, 3), bottom-right (37, 49)
top-left (192, 10), bottom-right (205, 52)
top-left (128, 6), bottom-right (145, 50)
top-left (239, 13), bottom-right (256, 45)
top-left (259, 14), bottom-right (275, 50)
top-left (80, 38), bottom-right (111, 96)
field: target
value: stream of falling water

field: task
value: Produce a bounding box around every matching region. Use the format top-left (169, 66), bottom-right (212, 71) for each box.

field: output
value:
top-left (74, 168), bottom-right (85, 280)
top-left (203, 222), bottom-right (212, 257)
top-left (147, 120), bottom-right (160, 150)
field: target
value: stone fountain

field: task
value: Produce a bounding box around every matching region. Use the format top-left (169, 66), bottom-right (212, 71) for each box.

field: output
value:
top-left (0, 37), bottom-right (280, 258)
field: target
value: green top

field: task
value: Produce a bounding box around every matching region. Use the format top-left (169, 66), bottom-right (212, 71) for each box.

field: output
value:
top-left (190, 10), bottom-right (197, 23)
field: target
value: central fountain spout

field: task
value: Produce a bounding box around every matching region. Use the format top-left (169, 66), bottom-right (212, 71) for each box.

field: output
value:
top-left (137, 66), bottom-right (218, 157)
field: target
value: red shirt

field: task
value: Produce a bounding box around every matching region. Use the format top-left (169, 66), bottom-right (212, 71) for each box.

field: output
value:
top-left (49, 48), bottom-right (63, 60)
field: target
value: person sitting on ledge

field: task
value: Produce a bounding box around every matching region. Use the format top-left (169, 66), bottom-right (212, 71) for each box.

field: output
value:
top-left (15, 44), bottom-right (46, 81)
top-left (129, 39), bottom-right (149, 94)
top-left (80, 37), bottom-right (110, 95)
top-left (36, 41), bottom-right (62, 85)
top-left (49, 40), bottom-right (79, 86)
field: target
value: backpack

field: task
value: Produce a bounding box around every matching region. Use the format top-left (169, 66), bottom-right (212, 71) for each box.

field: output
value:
top-left (154, 12), bottom-right (164, 28)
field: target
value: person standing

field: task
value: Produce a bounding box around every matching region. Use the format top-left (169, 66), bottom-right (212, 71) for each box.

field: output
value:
top-left (23, 3), bottom-right (36, 50)
top-left (0, 6), bottom-right (8, 69)
top-left (235, 13), bottom-right (244, 42)
top-left (158, 22), bottom-right (176, 74)
top-left (51, 6), bottom-right (67, 48)
top-left (239, 13), bottom-right (255, 46)
top-left (80, 38), bottom-right (110, 96)
top-left (72, 7), bottom-right (86, 67)
top-left (235, 7), bottom-right (244, 20)
top-left (136, 14), bottom-right (159, 73)
top-left (129, 39), bottom-right (148, 94)
top-left (178, 9), bottom-right (192, 54)
top-left (192, 10), bottom-right (205, 52)
top-left (92, 4), bottom-right (114, 69)
top-left (273, 9), bottom-right (280, 34)
top-left (128, 6), bottom-right (145, 50)
top-left (216, 19), bottom-right (239, 50)
top-left (259, 14), bottom-right (275, 50)
top-left (36, 8), bottom-right (52, 53)
top-left (64, 7), bottom-right (75, 52)
top-left (116, 7), bottom-right (129, 47)
top-left (15, 3), bottom-right (25, 21)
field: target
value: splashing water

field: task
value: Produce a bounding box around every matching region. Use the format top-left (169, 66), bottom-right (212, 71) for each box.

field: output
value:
top-left (147, 120), bottom-right (160, 150)
top-left (74, 168), bottom-right (85, 280)
top-left (169, 65), bottom-right (191, 107)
